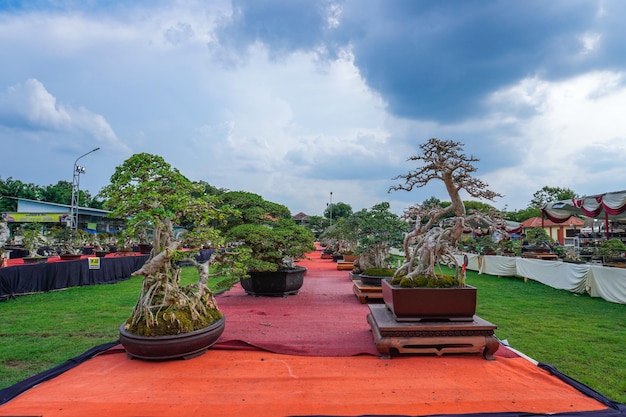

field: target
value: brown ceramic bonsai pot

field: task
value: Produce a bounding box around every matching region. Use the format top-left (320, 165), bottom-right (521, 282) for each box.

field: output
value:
top-left (360, 274), bottom-right (385, 286)
top-left (22, 256), bottom-right (49, 264)
top-left (349, 271), bottom-right (361, 281)
top-left (59, 254), bottom-right (82, 261)
top-left (119, 316), bottom-right (226, 360)
top-left (381, 279), bottom-right (477, 321)
top-left (240, 266), bottom-right (306, 296)
top-left (137, 244), bottom-right (153, 254)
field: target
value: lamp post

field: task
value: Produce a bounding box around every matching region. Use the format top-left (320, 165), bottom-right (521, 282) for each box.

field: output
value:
top-left (329, 192), bottom-right (333, 226)
top-left (70, 147), bottom-right (100, 230)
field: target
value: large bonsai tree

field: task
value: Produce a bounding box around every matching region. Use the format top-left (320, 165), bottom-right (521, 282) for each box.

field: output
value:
top-left (99, 153), bottom-right (243, 336)
top-left (389, 138), bottom-right (504, 285)
top-left (226, 218), bottom-right (316, 272)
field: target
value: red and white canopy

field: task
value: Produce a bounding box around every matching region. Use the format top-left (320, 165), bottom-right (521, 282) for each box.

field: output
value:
top-left (542, 190), bottom-right (626, 223)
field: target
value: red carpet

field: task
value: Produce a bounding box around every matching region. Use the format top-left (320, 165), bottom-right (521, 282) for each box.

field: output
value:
top-left (0, 246), bottom-right (622, 416)
top-left (214, 249), bottom-right (379, 356)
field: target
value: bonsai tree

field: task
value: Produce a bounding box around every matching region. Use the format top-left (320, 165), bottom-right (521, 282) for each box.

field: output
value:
top-left (93, 232), bottom-right (114, 252)
top-left (99, 153), bottom-right (244, 337)
top-left (475, 235), bottom-right (497, 255)
top-left (498, 236), bottom-right (520, 256)
top-left (525, 227), bottom-right (552, 248)
top-left (219, 191), bottom-right (292, 230)
top-left (226, 218), bottom-right (316, 273)
top-left (49, 226), bottom-right (83, 255)
top-left (351, 202), bottom-right (408, 273)
top-left (0, 218), bottom-right (9, 248)
top-left (17, 224), bottom-right (48, 257)
top-left (600, 238), bottom-right (626, 261)
top-left (318, 216), bottom-right (359, 257)
top-left (388, 138), bottom-right (505, 287)
top-left (563, 245), bottom-right (583, 263)
top-left (0, 218), bottom-right (9, 263)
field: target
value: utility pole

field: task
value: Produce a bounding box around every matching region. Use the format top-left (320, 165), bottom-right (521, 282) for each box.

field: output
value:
top-left (70, 147), bottom-right (100, 230)
top-left (329, 191), bottom-right (333, 226)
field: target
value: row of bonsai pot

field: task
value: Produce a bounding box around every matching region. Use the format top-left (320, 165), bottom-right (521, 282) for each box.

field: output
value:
top-left (121, 255), bottom-right (480, 360)
top-left (10, 244), bottom-right (155, 264)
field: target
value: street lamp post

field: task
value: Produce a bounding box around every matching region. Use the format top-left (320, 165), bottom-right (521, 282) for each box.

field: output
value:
top-left (70, 147), bottom-right (100, 230)
top-left (329, 192), bottom-right (333, 226)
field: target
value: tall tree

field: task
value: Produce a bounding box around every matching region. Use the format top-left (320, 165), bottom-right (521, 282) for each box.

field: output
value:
top-left (506, 207), bottom-right (542, 222)
top-left (530, 186), bottom-right (577, 209)
top-left (0, 177), bottom-right (40, 210)
top-left (304, 215), bottom-right (330, 237)
top-left (324, 202), bottom-right (352, 221)
top-left (39, 181), bottom-right (73, 205)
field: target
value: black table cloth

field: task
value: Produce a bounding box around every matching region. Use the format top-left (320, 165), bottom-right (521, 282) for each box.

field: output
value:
top-left (0, 255), bottom-right (148, 301)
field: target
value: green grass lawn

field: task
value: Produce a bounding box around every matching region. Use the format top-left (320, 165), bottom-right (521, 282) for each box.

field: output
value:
top-left (1, 265), bottom-right (625, 404)
top-left (459, 267), bottom-right (626, 404)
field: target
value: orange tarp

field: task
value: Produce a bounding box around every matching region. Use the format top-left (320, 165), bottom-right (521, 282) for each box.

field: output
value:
top-left (0, 245), bottom-right (615, 416)
top-left (0, 348), bottom-right (608, 417)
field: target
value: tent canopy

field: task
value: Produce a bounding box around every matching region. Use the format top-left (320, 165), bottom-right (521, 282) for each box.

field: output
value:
top-left (542, 190), bottom-right (626, 224)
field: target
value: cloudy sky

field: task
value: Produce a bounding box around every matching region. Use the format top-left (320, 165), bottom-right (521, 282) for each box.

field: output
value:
top-left (1, 0), bottom-right (625, 217)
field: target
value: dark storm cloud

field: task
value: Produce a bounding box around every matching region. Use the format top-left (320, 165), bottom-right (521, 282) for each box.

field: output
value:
top-left (217, 0), bottom-right (334, 58)
top-left (216, 0), bottom-right (626, 123)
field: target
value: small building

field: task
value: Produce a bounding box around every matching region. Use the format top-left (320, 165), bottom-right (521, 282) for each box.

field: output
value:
top-left (1, 197), bottom-right (124, 234)
top-left (292, 212), bottom-right (309, 225)
top-left (521, 216), bottom-right (584, 246)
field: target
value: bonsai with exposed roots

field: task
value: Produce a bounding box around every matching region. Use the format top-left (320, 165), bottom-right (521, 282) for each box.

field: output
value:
top-left (99, 153), bottom-right (246, 337)
top-left (389, 138), bottom-right (506, 286)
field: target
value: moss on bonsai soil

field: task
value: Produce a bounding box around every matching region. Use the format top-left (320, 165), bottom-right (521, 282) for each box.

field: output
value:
top-left (390, 273), bottom-right (460, 288)
top-left (127, 306), bottom-right (223, 337)
top-left (125, 285), bottom-right (223, 337)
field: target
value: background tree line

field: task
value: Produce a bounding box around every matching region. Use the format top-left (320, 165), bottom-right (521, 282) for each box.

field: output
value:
top-left (308, 185), bottom-right (578, 234)
top-left (1, 174), bottom-right (577, 227)
top-left (0, 177), bottom-right (103, 212)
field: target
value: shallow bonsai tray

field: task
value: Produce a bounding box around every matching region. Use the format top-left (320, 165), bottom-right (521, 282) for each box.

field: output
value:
top-left (352, 280), bottom-right (383, 304)
top-left (367, 304), bottom-right (499, 360)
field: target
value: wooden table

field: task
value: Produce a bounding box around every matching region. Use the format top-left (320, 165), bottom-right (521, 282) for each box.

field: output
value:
top-left (367, 304), bottom-right (499, 360)
top-left (352, 279), bottom-right (383, 303)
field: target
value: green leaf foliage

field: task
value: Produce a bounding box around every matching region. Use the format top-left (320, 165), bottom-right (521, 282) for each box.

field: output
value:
top-left (220, 191), bottom-right (291, 229)
top-left (226, 220), bottom-right (316, 272)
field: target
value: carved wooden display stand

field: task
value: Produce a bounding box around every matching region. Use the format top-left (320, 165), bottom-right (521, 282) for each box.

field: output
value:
top-left (367, 304), bottom-right (498, 360)
top-left (336, 261), bottom-right (355, 270)
top-left (522, 252), bottom-right (559, 260)
top-left (352, 279), bottom-right (383, 303)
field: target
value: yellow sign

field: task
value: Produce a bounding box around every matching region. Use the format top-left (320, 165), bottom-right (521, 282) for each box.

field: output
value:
top-left (2, 212), bottom-right (70, 223)
top-left (88, 257), bottom-right (101, 270)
